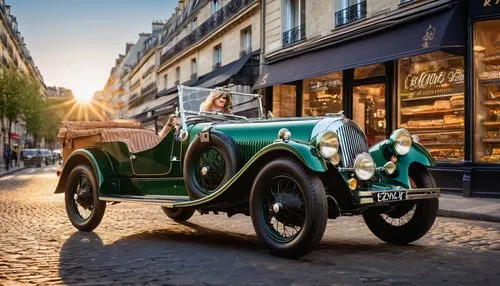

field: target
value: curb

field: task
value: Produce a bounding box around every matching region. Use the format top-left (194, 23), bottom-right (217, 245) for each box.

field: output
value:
top-left (438, 209), bottom-right (500, 223)
top-left (0, 166), bottom-right (28, 178)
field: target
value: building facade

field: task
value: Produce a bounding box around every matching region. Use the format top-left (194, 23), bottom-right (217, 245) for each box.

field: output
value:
top-left (254, 0), bottom-right (500, 198)
top-left (0, 0), bottom-right (46, 168)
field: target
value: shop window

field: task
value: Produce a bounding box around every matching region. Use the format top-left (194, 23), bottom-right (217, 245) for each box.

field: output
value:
top-left (272, 85), bottom-right (297, 117)
top-left (353, 83), bottom-right (386, 146)
top-left (474, 20), bottom-right (500, 164)
top-left (398, 51), bottom-right (465, 162)
top-left (303, 72), bottom-right (343, 116)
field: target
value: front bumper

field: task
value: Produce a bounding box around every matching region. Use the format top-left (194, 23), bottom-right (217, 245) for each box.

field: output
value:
top-left (357, 188), bottom-right (440, 205)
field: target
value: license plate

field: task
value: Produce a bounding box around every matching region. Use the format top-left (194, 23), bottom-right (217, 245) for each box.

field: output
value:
top-left (375, 191), bottom-right (407, 202)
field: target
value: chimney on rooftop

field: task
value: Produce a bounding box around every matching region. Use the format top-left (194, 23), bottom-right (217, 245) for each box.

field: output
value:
top-left (152, 21), bottom-right (164, 33)
top-left (125, 42), bottom-right (134, 54)
top-left (178, 0), bottom-right (185, 10)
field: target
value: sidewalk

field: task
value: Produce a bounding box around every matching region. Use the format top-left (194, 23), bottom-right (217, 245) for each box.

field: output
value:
top-left (0, 162), bottom-right (27, 178)
top-left (438, 193), bottom-right (500, 223)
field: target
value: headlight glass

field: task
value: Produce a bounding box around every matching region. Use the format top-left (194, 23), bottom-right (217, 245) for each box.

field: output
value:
top-left (391, 128), bottom-right (412, 155)
top-left (354, 153), bottom-right (375, 180)
top-left (316, 131), bottom-right (339, 159)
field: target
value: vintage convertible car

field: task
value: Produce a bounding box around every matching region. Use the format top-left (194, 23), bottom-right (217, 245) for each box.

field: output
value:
top-left (55, 85), bottom-right (440, 258)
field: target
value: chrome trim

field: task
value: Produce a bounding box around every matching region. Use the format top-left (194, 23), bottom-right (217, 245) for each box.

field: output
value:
top-left (100, 195), bottom-right (190, 208)
top-left (331, 120), bottom-right (369, 168)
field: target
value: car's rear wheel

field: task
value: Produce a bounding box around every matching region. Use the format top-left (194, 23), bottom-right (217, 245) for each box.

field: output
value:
top-left (161, 207), bottom-right (195, 222)
top-left (362, 166), bottom-right (438, 245)
top-left (250, 158), bottom-right (327, 259)
top-left (184, 131), bottom-right (239, 199)
top-left (65, 164), bottom-right (106, 231)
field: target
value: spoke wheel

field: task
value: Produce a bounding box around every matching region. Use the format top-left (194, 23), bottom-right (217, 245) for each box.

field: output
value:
top-left (250, 158), bottom-right (327, 259)
top-left (195, 147), bottom-right (226, 192)
top-left (362, 165), bottom-right (438, 245)
top-left (65, 164), bottom-right (106, 231)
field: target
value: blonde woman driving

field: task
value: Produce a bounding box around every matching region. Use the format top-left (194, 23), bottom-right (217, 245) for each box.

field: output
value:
top-left (199, 90), bottom-right (232, 114)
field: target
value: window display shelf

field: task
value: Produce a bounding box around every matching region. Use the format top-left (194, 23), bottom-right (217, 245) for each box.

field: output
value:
top-left (400, 92), bottom-right (463, 102)
top-left (479, 79), bottom-right (500, 86)
top-left (403, 125), bottom-right (464, 132)
top-left (401, 108), bottom-right (463, 116)
top-left (481, 54), bottom-right (500, 63)
top-left (483, 138), bottom-right (500, 143)
top-left (483, 100), bottom-right (500, 106)
top-left (483, 121), bottom-right (500, 127)
top-left (420, 142), bottom-right (464, 147)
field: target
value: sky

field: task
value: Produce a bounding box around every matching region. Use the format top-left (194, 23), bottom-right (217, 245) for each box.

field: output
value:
top-left (10, 0), bottom-right (176, 101)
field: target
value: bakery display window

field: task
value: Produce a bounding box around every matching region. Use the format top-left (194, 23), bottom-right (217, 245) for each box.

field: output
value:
top-left (303, 72), bottom-right (343, 116)
top-left (398, 51), bottom-right (465, 162)
top-left (474, 20), bottom-right (500, 164)
top-left (353, 83), bottom-right (386, 146)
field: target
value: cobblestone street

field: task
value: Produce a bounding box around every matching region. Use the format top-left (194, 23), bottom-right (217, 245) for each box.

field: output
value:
top-left (0, 167), bottom-right (499, 285)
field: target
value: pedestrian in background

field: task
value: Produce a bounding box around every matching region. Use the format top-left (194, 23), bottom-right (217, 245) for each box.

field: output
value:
top-left (3, 144), bottom-right (11, 171)
top-left (11, 146), bottom-right (18, 168)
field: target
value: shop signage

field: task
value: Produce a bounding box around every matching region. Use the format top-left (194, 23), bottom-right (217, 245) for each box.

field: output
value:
top-left (403, 68), bottom-right (464, 96)
top-left (470, 0), bottom-right (500, 18)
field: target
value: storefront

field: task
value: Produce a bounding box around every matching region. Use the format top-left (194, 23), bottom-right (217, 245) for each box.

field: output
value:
top-left (256, 1), bottom-right (500, 198)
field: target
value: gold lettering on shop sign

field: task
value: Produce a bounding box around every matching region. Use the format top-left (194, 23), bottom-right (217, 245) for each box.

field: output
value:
top-left (484, 0), bottom-right (500, 7)
top-left (422, 24), bottom-right (436, 48)
top-left (404, 69), bottom-right (464, 91)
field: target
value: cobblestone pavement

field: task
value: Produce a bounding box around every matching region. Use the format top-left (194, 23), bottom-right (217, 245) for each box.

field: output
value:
top-left (0, 167), bottom-right (499, 285)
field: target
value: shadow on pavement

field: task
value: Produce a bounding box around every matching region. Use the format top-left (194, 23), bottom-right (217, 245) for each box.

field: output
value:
top-left (58, 221), bottom-right (444, 284)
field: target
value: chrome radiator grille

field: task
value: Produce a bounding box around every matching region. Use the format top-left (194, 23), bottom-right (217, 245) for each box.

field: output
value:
top-left (333, 121), bottom-right (369, 167)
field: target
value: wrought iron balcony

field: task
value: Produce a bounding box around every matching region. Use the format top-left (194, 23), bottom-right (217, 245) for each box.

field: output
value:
top-left (282, 24), bottom-right (305, 47)
top-left (213, 62), bottom-right (221, 71)
top-left (335, 1), bottom-right (367, 27)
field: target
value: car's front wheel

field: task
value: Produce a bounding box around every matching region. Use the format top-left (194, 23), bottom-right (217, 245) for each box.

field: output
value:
top-left (161, 207), bottom-right (195, 222)
top-left (362, 165), bottom-right (438, 245)
top-left (65, 164), bottom-right (106, 231)
top-left (250, 158), bottom-right (328, 259)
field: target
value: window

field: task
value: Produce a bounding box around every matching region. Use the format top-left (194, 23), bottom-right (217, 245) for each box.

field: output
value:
top-left (191, 18), bottom-right (198, 31)
top-left (273, 85), bottom-right (297, 117)
top-left (473, 20), bottom-right (500, 163)
top-left (282, 0), bottom-right (305, 46)
top-left (302, 72), bottom-right (343, 117)
top-left (335, 0), bottom-right (367, 27)
top-left (163, 74), bottom-right (168, 89)
top-left (191, 58), bottom-right (197, 79)
top-left (175, 66), bottom-right (180, 85)
top-left (398, 51), bottom-right (465, 162)
top-left (241, 27), bottom-right (252, 56)
top-left (211, 0), bottom-right (220, 14)
top-left (213, 45), bottom-right (222, 70)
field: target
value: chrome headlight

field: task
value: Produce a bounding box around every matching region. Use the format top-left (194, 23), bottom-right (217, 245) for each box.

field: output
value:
top-left (390, 128), bottom-right (412, 155)
top-left (354, 152), bottom-right (375, 180)
top-left (316, 131), bottom-right (339, 159)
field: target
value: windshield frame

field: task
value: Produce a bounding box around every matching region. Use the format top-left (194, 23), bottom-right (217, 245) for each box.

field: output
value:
top-left (177, 85), bottom-right (263, 134)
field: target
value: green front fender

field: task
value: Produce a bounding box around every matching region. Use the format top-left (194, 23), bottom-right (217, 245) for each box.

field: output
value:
top-left (255, 140), bottom-right (328, 172)
top-left (54, 148), bottom-right (118, 195)
top-left (370, 141), bottom-right (435, 188)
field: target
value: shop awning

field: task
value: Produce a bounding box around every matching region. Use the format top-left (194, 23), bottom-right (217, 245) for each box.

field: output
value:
top-left (254, 3), bottom-right (465, 89)
top-left (145, 93), bottom-right (177, 113)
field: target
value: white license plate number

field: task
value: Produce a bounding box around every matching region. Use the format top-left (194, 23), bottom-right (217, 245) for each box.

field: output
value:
top-left (375, 191), bottom-right (406, 202)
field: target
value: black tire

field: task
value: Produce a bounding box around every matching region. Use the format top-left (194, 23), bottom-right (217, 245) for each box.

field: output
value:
top-left (362, 166), bottom-right (439, 245)
top-left (161, 207), bottom-right (195, 222)
top-left (65, 164), bottom-right (106, 231)
top-left (250, 158), bottom-right (328, 259)
top-left (183, 130), bottom-right (239, 199)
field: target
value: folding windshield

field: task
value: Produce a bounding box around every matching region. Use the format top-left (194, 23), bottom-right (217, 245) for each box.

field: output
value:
top-left (177, 85), bottom-right (263, 129)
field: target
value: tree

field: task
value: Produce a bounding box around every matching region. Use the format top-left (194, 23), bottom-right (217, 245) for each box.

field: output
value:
top-left (0, 68), bottom-right (24, 146)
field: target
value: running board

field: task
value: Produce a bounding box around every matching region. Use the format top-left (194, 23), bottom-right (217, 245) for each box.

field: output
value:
top-left (100, 195), bottom-right (191, 208)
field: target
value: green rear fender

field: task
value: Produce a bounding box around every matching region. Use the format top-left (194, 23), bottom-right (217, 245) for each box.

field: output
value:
top-left (370, 141), bottom-right (435, 188)
top-left (54, 148), bottom-right (117, 195)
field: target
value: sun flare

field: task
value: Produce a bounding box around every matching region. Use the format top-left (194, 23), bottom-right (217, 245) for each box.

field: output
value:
top-left (73, 91), bottom-right (93, 104)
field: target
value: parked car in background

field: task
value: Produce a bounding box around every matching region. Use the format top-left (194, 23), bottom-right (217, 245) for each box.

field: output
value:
top-left (39, 149), bottom-right (54, 165)
top-left (53, 149), bottom-right (62, 164)
top-left (22, 149), bottom-right (42, 167)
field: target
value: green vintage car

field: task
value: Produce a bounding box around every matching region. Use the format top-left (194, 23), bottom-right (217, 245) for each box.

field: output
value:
top-left (55, 85), bottom-right (440, 258)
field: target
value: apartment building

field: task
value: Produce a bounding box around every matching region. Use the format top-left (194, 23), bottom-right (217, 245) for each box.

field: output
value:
top-left (254, 0), bottom-right (500, 197)
top-left (0, 0), bottom-right (46, 153)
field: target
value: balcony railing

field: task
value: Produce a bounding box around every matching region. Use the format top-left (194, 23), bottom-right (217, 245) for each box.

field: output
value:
top-left (0, 32), bottom-right (7, 48)
top-left (282, 24), bottom-right (305, 47)
top-left (400, 0), bottom-right (413, 4)
top-left (213, 62), bottom-right (221, 71)
top-left (335, 1), bottom-right (367, 27)
top-left (160, 0), bottom-right (256, 65)
top-left (142, 65), bottom-right (155, 79)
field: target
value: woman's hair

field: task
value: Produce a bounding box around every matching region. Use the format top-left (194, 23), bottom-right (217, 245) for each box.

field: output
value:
top-left (199, 90), bottom-right (232, 114)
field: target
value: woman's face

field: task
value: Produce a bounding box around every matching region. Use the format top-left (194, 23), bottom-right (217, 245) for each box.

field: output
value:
top-left (214, 94), bottom-right (227, 108)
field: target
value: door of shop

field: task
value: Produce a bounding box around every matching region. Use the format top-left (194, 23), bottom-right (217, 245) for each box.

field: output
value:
top-left (348, 63), bottom-right (393, 146)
